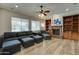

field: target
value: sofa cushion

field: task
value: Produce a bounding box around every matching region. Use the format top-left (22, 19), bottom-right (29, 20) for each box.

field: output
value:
top-left (33, 35), bottom-right (42, 39)
top-left (25, 31), bottom-right (33, 36)
top-left (2, 40), bottom-right (21, 49)
top-left (4, 37), bottom-right (19, 42)
top-left (21, 37), bottom-right (34, 42)
top-left (0, 35), bottom-right (4, 48)
top-left (18, 36), bottom-right (28, 39)
top-left (17, 32), bottom-right (26, 37)
top-left (41, 30), bottom-right (48, 34)
top-left (42, 34), bottom-right (49, 37)
top-left (4, 32), bottom-right (17, 39)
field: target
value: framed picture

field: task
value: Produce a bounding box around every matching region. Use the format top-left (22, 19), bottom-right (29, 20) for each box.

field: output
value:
top-left (51, 18), bottom-right (62, 26)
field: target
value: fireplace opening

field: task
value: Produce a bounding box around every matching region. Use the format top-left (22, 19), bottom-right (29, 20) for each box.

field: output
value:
top-left (53, 29), bottom-right (60, 35)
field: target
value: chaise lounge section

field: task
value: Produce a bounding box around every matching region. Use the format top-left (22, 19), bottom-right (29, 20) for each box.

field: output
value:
top-left (0, 32), bottom-right (21, 55)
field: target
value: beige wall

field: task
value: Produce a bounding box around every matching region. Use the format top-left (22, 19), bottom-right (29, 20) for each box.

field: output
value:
top-left (0, 8), bottom-right (45, 35)
top-left (40, 20), bottom-right (45, 30)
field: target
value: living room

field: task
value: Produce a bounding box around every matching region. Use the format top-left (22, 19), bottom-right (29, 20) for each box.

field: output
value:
top-left (0, 3), bottom-right (79, 55)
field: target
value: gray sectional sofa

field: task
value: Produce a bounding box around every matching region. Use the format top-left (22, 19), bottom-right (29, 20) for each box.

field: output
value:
top-left (0, 31), bottom-right (51, 55)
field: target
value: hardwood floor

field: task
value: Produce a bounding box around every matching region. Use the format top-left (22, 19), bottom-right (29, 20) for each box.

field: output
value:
top-left (15, 38), bottom-right (79, 55)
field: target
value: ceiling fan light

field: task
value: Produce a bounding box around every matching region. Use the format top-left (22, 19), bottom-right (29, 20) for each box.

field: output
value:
top-left (41, 14), bottom-right (44, 17)
top-left (38, 14), bottom-right (44, 17)
top-left (38, 14), bottom-right (41, 16)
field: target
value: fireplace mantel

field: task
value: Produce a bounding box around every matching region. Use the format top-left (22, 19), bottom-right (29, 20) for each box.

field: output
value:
top-left (52, 26), bottom-right (62, 28)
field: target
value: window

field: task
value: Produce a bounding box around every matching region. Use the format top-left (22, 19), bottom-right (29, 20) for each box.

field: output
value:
top-left (11, 17), bottom-right (29, 32)
top-left (31, 21), bottom-right (41, 31)
top-left (21, 19), bottom-right (29, 31)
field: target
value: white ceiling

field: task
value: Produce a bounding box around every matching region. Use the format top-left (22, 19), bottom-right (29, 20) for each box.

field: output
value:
top-left (0, 3), bottom-right (79, 19)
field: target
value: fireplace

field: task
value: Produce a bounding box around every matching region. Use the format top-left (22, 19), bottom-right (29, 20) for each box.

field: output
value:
top-left (53, 29), bottom-right (60, 35)
top-left (52, 26), bottom-right (62, 38)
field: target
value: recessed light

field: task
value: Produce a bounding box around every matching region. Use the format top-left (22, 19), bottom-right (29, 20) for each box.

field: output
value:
top-left (15, 5), bottom-right (18, 8)
top-left (65, 8), bottom-right (69, 11)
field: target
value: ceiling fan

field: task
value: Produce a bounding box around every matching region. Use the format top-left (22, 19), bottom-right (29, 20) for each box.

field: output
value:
top-left (36, 5), bottom-right (50, 16)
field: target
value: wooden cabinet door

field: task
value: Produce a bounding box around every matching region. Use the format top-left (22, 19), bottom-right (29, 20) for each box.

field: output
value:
top-left (63, 32), bottom-right (68, 39)
top-left (63, 31), bottom-right (71, 39)
top-left (78, 33), bottom-right (79, 40)
top-left (78, 17), bottom-right (79, 40)
top-left (71, 32), bottom-right (78, 40)
top-left (68, 31), bottom-right (72, 39)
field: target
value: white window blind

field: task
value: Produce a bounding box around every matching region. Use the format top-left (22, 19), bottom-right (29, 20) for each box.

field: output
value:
top-left (11, 17), bottom-right (29, 32)
top-left (31, 21), bottom-right (41, 31)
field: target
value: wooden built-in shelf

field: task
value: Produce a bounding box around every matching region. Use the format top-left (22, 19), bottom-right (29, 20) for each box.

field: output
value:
top-left (63, 14), bottom-right (79, 40)
top-left (45, 19), bottom-right (51, 31)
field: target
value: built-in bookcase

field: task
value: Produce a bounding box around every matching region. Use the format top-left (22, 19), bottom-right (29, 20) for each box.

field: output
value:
top-left (63, 15), bottom-right (79, 40)
top-left (63, 16), bottom-right (72, 32)
top-left (45, 19), bottom-right (51, 31)
top-left (72, 15), bottom-right (78, 32)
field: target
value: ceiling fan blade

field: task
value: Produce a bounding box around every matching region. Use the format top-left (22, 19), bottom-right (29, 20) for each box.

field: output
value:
top-left (36, 10), bottom-right (44, 13)
top-left (43, 13), bottom-right (47, 16)
top-left (44, 10), bottom-right (50, 13)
